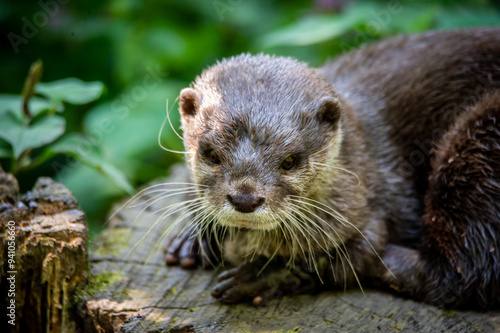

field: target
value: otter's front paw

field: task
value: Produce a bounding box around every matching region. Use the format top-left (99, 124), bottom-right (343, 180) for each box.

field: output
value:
top-left (164, 228), bottom-right (220, 269)
top-left (211, 258), bottom-right (302, 306)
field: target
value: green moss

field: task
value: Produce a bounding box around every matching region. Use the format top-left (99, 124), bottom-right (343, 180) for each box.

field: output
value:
top-left (390, 323), bottom-right (406, 331)
top-left (443, 310), bottom-right (457, 317)
top-left (115, 288), bottom-right (131, 300)
top-left (239, 327), bottom-right (300, 333)
top-left (92, 228), bottom-right (130, 257)
top-left (76, 270), bottom-right (125, 299)
top-left (271, 327), bottom-right (300, 333)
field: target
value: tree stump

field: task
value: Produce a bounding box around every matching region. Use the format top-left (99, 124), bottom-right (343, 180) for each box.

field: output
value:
top-left (0, 166), bottom-right (89, 333)
top-left (77, 164), bottom-right (500, 332)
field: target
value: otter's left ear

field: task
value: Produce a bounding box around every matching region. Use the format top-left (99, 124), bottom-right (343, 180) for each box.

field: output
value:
top-left (315, 96), bottom-right (342, 128)
top-left (179, 88), bottom-right (202, 118)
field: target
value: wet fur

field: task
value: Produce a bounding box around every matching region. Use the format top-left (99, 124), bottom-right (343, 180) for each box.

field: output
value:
top-left (173, 27), bottom-right (500, 309)
top-left (180, 55), bottom-right (387, 284)
top-left (322, 28), bottom-right (500, 308)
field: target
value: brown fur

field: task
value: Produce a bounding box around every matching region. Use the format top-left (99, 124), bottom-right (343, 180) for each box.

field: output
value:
top-left (178, 55), bottom-right (386, 281)
top-left (321, 28), bottom-right (500, 308)
top-left (167, 28), bottom-right (500, 309)
top-left (382, 91), bottom-right (500, 308)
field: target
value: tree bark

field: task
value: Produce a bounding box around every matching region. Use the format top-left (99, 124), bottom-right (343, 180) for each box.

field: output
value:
top-left (77, 164), bottom-right (500, 333)
top-left (0, 166), bottom-right (89, 333)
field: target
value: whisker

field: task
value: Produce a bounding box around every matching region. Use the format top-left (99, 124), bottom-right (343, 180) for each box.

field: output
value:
top-left (310, 161), bottom-right (361, 186)
top-left (137, 189), bottom-right (200, 213)
top-left (158, 102), bottom-right (190, 155)
top-left (257, 234), bottom-right (284, 276)
top-left (288, 202), bottom-right (351, 284)
top-left (107, 182), bottom-right (208, 222)
top-left (310, 141), bottom-right (335, 157)
top-left (197, 206), bottom-right (225, 266)
top-left (126, 197), bottom-right (204, 261)
top-left (273, 212), bottom-right (295, 267)
top-left (145, 201), bottom-right (206, 263)
top-left (166, 97), bottom-right (184, 142)
top-left (289, 200), bottom-right (358, 290)
top-left (280, 209), bottom-right (313, 269)
top-left (290, 195), bottom-right (393, 279)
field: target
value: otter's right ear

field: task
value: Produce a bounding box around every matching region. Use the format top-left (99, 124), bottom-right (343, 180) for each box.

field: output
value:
top-left (315, 96), bottom-right (342, 128)
top-left (179, 88), bottom-right (202, 118)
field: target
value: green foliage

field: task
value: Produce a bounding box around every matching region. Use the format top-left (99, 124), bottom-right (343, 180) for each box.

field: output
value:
top-left (0, 110), bottom-right (65, 160)
top-left (0, 61), bottom-right (133, 195)
top-left (36, 78), bottom-right (105, 106)
top-left (47, 133), bottom-right (134, 195)
top-left (258, 0), bottom-right (500, 60)
top-left (0, 95), bottom-right (58, 119)
top-left (259, 4), bottom-right (375, 48)
top-left (1, 0), bottom-right (499, 233)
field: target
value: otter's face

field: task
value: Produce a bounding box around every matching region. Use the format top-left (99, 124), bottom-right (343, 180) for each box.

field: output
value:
top-left (178, 55), bottom-right (342, 231)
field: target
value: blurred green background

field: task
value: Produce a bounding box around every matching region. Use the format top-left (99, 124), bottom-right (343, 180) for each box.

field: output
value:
top-left (1, 0), bottom-right (499, 236)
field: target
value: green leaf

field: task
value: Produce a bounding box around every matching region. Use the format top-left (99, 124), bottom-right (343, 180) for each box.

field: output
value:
top-left (0, 94), bottom-right (58, 120)
top-left (22, 59), bottom-right (44, 119)
top-left (258, 4), bottom-right (375, 47)
top-left (405, 6), bottom-right (438, 32)
top-left (22, 60), bottom-right (43, 103)
top-left (435, 5), bottom-right (500, 29)
top-left (0, 139), bottom-right (12, 158)
top-left (48, 133), bottom-right (134, 195)
top-left (0, 112), bottom-right (65, 159)
top-left (36, 78), bottom-right (105, 105)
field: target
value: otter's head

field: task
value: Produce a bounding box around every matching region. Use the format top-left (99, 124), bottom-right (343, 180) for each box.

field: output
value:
top-left (178, 54), bottom-right (343, 231)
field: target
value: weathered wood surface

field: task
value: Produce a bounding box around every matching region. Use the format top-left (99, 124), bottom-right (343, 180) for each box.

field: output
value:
top-left (0, 167), bottom-right (89, 333)
top-left (81, 164), bottom-right (500, 333)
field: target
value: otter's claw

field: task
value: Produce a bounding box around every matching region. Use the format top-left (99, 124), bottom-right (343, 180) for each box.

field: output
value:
top-left (211, 266), bottom-right (280, 306)
top-left (211, 257), bottom-right (303, 306)
top-left (164, 229), bottom-right (220, 269)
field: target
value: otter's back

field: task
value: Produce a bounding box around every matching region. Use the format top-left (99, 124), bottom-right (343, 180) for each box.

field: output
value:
top-left (320, 27), bottom-right (500, 195)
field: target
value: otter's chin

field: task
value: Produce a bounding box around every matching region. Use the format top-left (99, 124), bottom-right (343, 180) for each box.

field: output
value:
top-left (219, 219), bottom-right (278, 230)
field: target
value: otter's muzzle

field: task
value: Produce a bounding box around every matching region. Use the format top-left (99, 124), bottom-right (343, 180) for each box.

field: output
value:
top-left (227, 193), bottom-right (265, 213)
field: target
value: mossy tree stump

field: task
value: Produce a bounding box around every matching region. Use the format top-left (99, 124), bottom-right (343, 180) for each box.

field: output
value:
top-left (77, 165), bottom-right (500, 333)
top-left (0, 166), bottom-right (89, 333)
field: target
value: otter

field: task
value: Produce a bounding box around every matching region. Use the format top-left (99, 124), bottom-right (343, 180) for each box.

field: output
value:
top-left (164, 27), bottom-right (500, 309)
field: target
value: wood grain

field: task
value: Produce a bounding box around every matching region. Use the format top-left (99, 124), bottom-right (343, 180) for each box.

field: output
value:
top-left (0, 169), bottom-right (88, 333)
top-left (81, 164), bottom-right (500, 333)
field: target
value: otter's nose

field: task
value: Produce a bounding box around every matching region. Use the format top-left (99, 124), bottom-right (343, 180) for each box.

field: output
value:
top-left (227, 193), bottom-right (265, 213)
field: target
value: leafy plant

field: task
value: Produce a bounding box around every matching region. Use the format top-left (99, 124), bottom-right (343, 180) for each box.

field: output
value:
top-left (0, 60), bottom-right (133, 195)
top-left (2, 0), bottom-right (499, 232)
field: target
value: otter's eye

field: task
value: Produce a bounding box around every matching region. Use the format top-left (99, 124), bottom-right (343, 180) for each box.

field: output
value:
top-left (208, 149), bottom-right (221, 165)
top-left (280, 155), bottom-right (296, 171)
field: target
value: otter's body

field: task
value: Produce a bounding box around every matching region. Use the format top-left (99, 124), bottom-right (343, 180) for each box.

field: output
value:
top-left (166, 28), bottom-right (500, 309)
